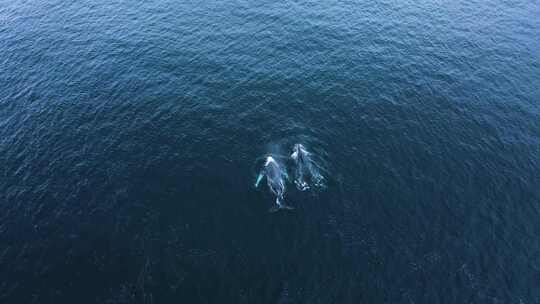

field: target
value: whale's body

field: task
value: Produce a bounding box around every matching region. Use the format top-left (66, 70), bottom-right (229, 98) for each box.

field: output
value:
top-left (291, 144), bottom-right (324, 191)
top-left (256, 156), bottom-right (292, 211)
top-left (264, 156), bottom-right (285, 203)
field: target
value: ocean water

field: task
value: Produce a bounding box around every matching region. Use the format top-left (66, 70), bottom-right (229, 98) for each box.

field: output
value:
top-left (1, 0), bottom-right (540, 303)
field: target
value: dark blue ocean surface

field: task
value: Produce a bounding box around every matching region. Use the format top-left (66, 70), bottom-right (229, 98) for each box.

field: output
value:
top-left (1, 0), bottom-right (540, 303)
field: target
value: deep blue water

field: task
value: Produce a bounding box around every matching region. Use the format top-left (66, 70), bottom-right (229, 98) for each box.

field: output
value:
top-left (1, 0), bottom-right (540, 303)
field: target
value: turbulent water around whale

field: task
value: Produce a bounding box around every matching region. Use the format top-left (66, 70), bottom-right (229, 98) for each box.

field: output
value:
top-left (1, 0), bottom-right (540, 303)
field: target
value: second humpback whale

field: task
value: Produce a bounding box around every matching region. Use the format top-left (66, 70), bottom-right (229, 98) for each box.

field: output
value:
top-left (290, 144), bottom-right (325, 191)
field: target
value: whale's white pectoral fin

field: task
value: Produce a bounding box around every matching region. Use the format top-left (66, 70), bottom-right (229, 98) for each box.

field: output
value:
top-left (255, 173), bottom-right (264, 188)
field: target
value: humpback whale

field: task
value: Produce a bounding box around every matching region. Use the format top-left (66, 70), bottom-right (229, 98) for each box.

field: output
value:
top-left (290, 144), bottom-right (324, 191)
top-left (255, 156), bottom-right (293, 212)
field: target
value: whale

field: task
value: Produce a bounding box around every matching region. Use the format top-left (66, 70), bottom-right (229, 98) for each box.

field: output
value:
top-left (290, 144), bottom-right (324, 191)
top-left (255, 156), bottom-right (293, 212)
